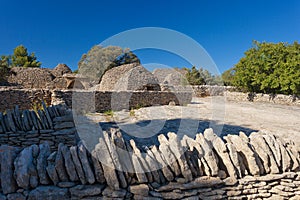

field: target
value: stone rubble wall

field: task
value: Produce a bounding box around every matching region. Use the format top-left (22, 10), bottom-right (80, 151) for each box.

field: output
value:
top-left (0, 103), bottom-right (77, 151)
top-left (191, 85), bottom-right (300, 106)
top-left (0, 88), bottom-right (193, 112)
top-left (0, 126), bottom-right (299, 199)
top-left (51, 90), bottom-right (192, 112)
top-left (0, 88), bottom-right (52, 111)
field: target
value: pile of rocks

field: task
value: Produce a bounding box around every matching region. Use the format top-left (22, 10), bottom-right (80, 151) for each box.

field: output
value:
top-left (0, 103), bottom-right (76, 150)
top-left (0, 127), bottom-right (299, 199)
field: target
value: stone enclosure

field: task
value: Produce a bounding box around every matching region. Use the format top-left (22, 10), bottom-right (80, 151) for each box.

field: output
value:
top-left (0, 103), bottom-right (299, 199)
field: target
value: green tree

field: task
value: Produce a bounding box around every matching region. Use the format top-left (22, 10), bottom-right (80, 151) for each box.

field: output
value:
top-left (0, 55), bottom-right (11, 82)
top-left (233, 41), bottom-right (300, 95)
top-left (11, 45), bottom-right (41, 68)
top-left (222, 68), bottom-right (235, 86)
top-left (78, 45), bottom-right (140, 84)
top-left (184, 66), bottom-right (223, 85)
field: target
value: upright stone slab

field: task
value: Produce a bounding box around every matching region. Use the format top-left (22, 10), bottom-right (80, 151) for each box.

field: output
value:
top-left (0, 145), bottom-right (19, 194)
top-left (167, 132), bottom-right (193, 182)
top-left (61, 144), bottom-right (79, 182)
top-left (95, 138), bottom-right (120, 189)
top-left (91, 150), bottom-right (106, 184)
top-left (249, 132), bottom-right (280, 174)
top-left (195, 133), bottom-right (219, 176)
top-left (103, 131), bottom-right (127, 188)
top-left (55, 143), bottom-right (69, 182)
top-left (46, 152), bottom-right (59, 185)
top-left (204, 129), bottom-right (237, 178)
top-left (14, 145), bottom-right (39, 189)
top-left (226, 134), bottom-right (262, 176)
top-left (150, 145), bottom-right (174, 182)
top-left (70, 146), bottom-right (86, 184)
top-left (158, 134), bottom-right (181, 177)
top-left (37, 142), bottom-right (51, 185)
top-left (77, 142), bottom-right (95, 184)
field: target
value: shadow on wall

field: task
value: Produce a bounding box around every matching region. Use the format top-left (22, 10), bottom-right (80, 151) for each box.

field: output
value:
top-left (98, 118), bottom-right (258, 151)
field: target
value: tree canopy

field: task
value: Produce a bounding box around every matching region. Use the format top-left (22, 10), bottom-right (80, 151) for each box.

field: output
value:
top-left (78, 45), bottom-right (140, 83)
top-left (233, 41), bottom-right (300, 95)
top-left (184, 66), bottom-right (222, 85)
top-left (11, 45), bottom-right (41, 68)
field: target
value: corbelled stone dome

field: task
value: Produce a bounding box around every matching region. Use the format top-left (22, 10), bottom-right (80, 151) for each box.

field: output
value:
top-left (99, 63), bottom-right (161, 91)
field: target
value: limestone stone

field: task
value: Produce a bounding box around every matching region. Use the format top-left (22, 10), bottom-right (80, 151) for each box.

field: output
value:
top-left (226, 143), bottom-right (242, 178)
top-left (55, 143), bottom-right (69, 182)
top-left (60, 144), bottom-right (78, 182)
top-left (28, 186), bottom-right (69, 200)
top-left (57, 181), bottom-right (76, 188)
top-left (95, 138), bottom-right (120, 189)
top-left (150, 145), bottom-right (174, 182)
top-left (158, 134), bottom-right (181, 177)
top-left (70, 146), bottom-right (86, 184)
top-left (167, 132), bottom-right (193, 182)
top-left (69, 184), bottom-right (105, 198)
top-left (91, 150), bottom-right (106, 184)
top-left (77, 141), bottom-right (95, 184)
top-left (195, 133), bottom-right (219, 176)
top-left (129, 184), bottom-right (149, 196)
top-left (112, 130), bottom-right (135, 173)
top-left (102, 187), bottom-right (127, 198)
top-left (0, 145), bottom-right (20, 194)
top-left (46, 152), bottom-right (59, 185)
top-left (226, 134), bottom-right (262, 176)
top-left (14, 145), bottom-right (39, 189)
top-left (181, 135), bottom-right (204, 176)
top-left (263, 134), bottom-right (282, 169)
top-left (103, 131), bottom-right (127, 188)
top-left (37, 142), bottom-right (51, 185)
top-left (7, 193), bottom-right (26, 200)
top-left (203, 129), bottom-right (237, 178)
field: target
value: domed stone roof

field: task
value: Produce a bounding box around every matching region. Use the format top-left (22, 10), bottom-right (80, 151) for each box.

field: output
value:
top-left (51, 64), bottom-right (72, 77)
top-left (99, 63), bottom-right (161, 91)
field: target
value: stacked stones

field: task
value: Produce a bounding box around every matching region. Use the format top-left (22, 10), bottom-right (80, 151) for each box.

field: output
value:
top-left (0, 102), bottom-right (76, 150)
top-left (0, 127), bottom-right (299, 199)
top-left (0, 88), bottom-right (51, 111)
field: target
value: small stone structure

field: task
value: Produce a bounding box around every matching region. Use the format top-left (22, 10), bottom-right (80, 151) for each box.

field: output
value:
top-left (0, 103), bottom-right (299, 199)
top-left (3, 64), bottom-right (77, 89)
top-left (99, 63), bottom-right (161, 91)
top-left (153, 68), bottom-right (187, 86)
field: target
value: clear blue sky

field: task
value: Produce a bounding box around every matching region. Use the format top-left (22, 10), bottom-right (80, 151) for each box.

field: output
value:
top-left (0, 0), bottom-right (299, 73)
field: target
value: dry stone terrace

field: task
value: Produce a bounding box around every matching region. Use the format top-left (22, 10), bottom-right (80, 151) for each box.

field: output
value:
top-left (0, 103), bottom-right (299, 199)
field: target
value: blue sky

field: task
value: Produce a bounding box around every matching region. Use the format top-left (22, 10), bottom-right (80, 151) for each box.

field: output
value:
top-left (0, 0), bottom-right (299, 73)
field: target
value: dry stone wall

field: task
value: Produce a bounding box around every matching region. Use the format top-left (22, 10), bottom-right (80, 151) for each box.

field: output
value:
top-left (0, 88), bottom-right (52, 111)
top-left (0, 113), bottom-right (299, 199)
top-left (0, 103), bottom-right (77, 150)
top-left (0, 88), bottom-right (192, 112)
top-left (192, 85), bottom-right (300, 106)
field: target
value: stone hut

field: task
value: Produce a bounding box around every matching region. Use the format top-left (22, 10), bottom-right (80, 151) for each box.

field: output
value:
top-left (51, 63), bottom-right (72, 77)
top-left (4, 64), bottom-right (82, 89)
top-left (7, 67), bottom-right (55, 88)
top-left (152, 68), bottom-right (187, 86)
top-left (98, 63), bottom-right (161, 91)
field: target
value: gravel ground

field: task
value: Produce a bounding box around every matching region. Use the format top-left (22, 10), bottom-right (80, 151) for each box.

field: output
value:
top-left (84, 96), bottom-right (300, 149)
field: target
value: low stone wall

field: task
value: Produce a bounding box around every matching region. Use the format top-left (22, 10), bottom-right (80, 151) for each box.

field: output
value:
top-left (0, 125), bottom-right (299, 199)
top-left (191, 85), bottom-right (300, 106)
top-left (226, 91), bottom-right (300, 106)
top-left (0, 88), bottom-right (192, 112)
top-left (0, 103), bottom-right (76, 150)
top-left (52, 90), bottom-right (192, 112)
top-left (0, 88), bottom-right (52, 111)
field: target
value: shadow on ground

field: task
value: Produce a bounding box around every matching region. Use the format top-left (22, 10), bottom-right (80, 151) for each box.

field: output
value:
top-left (99, 118), bottom-right (258, 151)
